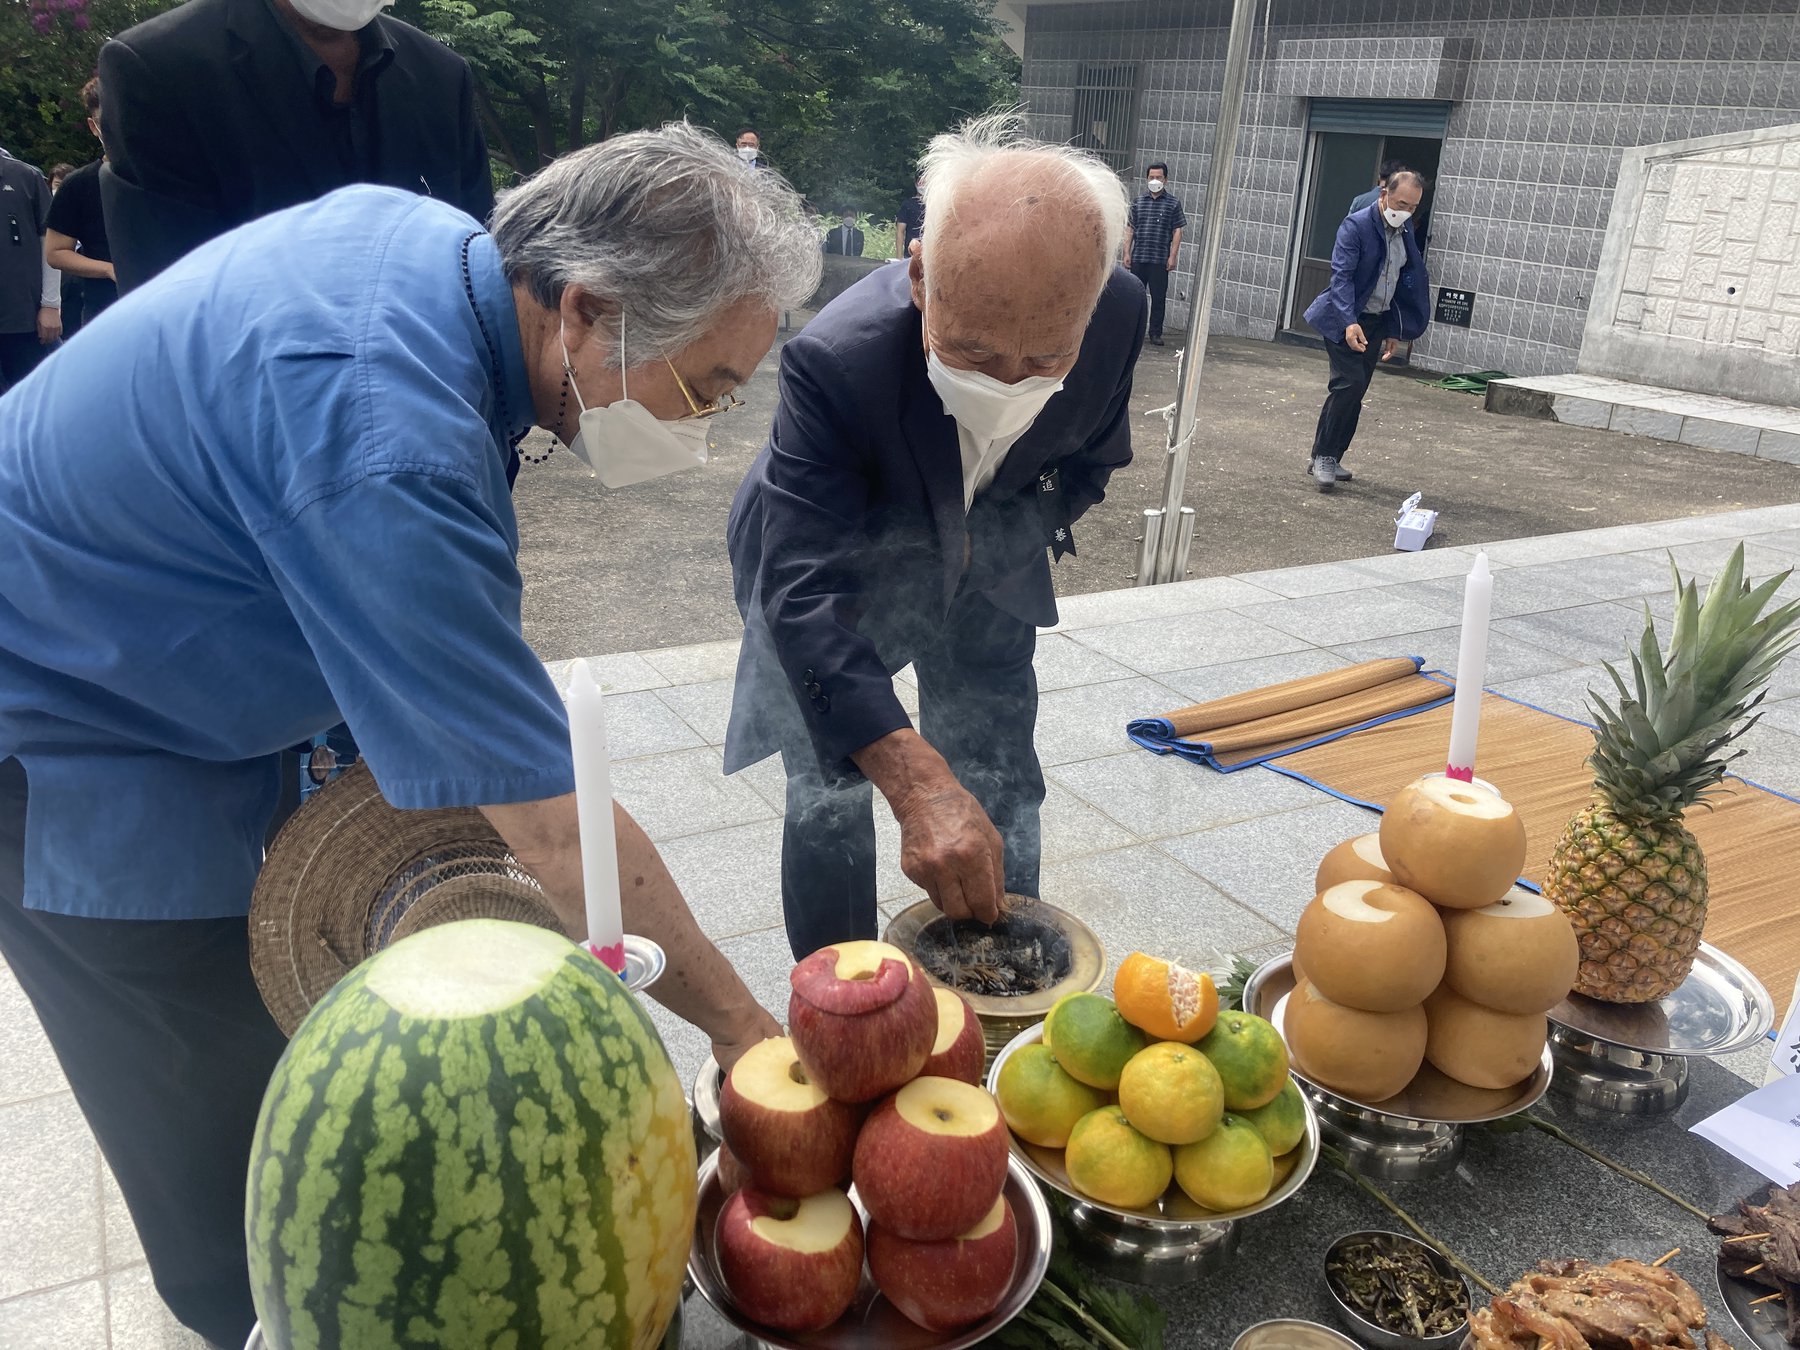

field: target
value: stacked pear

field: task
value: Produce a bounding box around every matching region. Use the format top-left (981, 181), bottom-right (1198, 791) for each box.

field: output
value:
top-left (1288, 776), bottom-right (1578, 1102)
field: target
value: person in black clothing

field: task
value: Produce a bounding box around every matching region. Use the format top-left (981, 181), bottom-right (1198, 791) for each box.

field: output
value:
top-left (98, 0), bottom-right (493, 294)
top-left (895, 177), bottom-right (925, 258)
top-left (45, 78), bottom-right (118, 333)
top-left (0, 148), bottom-right (61, 394)
top-left (48, 163), bottom-right (81, 335)
top-left (1123, 162), bottom-right (1186, 346)
top-left (823, 207), bottom-right (864, 256)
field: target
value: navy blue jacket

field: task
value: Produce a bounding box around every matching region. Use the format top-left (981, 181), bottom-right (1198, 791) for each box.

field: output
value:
top-left (724, 261), bottom-right (1146, 775)
top-left (1304, 203), bottom-right (1430, 343)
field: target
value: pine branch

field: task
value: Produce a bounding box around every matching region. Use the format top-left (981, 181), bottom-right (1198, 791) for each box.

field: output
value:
top-left (1517, 1115), bottom-right (1711, 1222)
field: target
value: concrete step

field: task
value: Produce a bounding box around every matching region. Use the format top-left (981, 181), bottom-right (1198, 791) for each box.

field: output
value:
top-left (1485, 373), bottom-right (1800, 463)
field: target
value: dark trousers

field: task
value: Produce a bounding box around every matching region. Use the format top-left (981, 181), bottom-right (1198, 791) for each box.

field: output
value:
top-left (1130, 261), bottom-right (1170, 338)
top-left (0, 758), bottom-right (286, 1350)
top-left (0, 330), bottom-right (55, 397)
top-left (778, 591), bottom-right (1045, 961)
top-left (1310, 309), bottom-right (1393, 463)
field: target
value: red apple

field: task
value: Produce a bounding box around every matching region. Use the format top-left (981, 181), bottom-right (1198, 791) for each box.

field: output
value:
top-left (714, 1186), bottom-right (865, 1334)
top-left (922, 987), bottom-right (985, 1085)
top-left (852, 1075), bottom-right (1009, 1240)
top-left (869, 1195), bottom-right (1019, 1331)
top-left (789, 940), bottom-right (938, 1103)
top-left (719, 1035), bottom-right (861, 1197)
top-left (715, 1142), bottom-right (751, 1196)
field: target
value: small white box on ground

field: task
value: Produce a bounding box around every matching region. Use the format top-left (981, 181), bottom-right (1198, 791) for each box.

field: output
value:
top-left (1393, 493), bottom-right (1438, 551)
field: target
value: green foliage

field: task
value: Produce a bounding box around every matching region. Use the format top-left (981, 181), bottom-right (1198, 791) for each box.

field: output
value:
top-left (0, 0), bottom-right (1017, 223)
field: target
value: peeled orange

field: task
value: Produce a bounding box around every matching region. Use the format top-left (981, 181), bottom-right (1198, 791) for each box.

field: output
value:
top-left (1112, 952), bottom-right (1219, 1043)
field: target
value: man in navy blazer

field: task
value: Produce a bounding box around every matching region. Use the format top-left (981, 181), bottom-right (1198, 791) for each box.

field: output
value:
top-left (725, 115), bottom-right (1144, 959)
top-left (1303, 170), bottom-right (1430, 492)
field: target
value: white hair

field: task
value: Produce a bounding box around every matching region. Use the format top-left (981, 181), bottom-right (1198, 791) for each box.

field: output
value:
top-left (490, 122), bottom-right (822, 367)
top-left (917, 109), bottom-right (1129, 294)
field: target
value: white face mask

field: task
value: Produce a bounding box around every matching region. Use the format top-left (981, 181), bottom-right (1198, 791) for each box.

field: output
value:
top-left (560, 321), bottom-right (710, 489)
top-left (737, 145), bottom-right (759, 163)
top-left (1148, 178), bottom-right (1165, 194)
top-left (926, 350), bottom-right (1064, 444)
top-left (286, 0), bottom-right (391, 31)
top-left (1383, 206), bottom-right (1413, 228)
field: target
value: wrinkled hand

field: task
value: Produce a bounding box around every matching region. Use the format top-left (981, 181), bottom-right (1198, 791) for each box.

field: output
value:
top-left (895, 782), bottom-right (1004, 925)
top-left (36, 307), bottom-right (61, 344)
top-left (1344, 323), bottom-right (1368, 353)
top-left (1380, 337), bottom-right (1400, 362)
top-left (1166, 254), bottom-right (1178, 271)
top-left (712, 1003), bottom-right (782, 1073)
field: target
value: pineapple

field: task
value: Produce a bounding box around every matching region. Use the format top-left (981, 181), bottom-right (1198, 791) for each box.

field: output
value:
top-left (1547, 545), bottom-right (1800, 1003)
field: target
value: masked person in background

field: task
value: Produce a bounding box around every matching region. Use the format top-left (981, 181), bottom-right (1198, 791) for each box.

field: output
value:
top-left (0, 124), bottom-right (813, 1348)
top-left (724, 112), bottom-right (1147, 960)
top-left (1123, 161), bottom-right (1186, 346)
top-left (98, 0), bottom-right (493, 294)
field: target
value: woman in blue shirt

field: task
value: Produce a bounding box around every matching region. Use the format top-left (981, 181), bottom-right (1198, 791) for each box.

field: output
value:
top-left (0, 122), bottom-right (820, 1347)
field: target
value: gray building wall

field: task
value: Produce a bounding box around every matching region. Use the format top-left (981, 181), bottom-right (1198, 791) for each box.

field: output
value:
top-left (1021, 0), bottom-right (1800, 377)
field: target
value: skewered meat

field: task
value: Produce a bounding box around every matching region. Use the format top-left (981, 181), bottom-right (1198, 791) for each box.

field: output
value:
top-left (1710, 1179), bottom-right (1800, 1345)
top-left (1468, 1257), bottom-right (1729, 1349)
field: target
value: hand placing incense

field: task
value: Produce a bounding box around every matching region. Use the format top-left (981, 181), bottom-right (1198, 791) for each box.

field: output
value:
top-left (1445, 552), bottom-right (1493, 782)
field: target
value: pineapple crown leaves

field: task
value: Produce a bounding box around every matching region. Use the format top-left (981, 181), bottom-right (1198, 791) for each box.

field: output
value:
top-left (1584, 544), bottom-right (1800, 821)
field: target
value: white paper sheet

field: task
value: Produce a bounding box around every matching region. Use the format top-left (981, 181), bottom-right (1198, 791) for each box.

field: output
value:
top-left (1692, 1071), bottom-right (1800, 1186)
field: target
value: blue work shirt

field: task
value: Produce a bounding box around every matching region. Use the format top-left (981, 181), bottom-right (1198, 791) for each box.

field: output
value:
top-left (0, 185), bottom-right (574, 919)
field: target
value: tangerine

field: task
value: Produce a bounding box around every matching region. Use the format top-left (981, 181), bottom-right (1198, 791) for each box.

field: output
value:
top-left (1043, 993), bottom-right (1145, 1091)
top-left (1064, 1106), bottom-right (1173, 1209)
top-left (1112, 952), bottom-right (1219, 1043)
top-left (1117, 1041), bottom-right (1224, 1145)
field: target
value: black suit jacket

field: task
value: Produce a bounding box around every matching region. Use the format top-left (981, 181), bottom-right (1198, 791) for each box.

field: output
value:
top-left (724, 261), bottom-right (1147, 774)
top-left (98, 0), bottom-right (492, 292)
top-left (822, 225), bottom-right (864, 257)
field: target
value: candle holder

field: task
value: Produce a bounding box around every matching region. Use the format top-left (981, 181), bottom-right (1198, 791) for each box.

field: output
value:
top-left (615, 934), bottom-right (666, 995)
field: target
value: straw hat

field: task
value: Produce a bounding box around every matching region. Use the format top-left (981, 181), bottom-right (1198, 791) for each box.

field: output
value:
top-left (248, 762), bottom-right (565, 1035)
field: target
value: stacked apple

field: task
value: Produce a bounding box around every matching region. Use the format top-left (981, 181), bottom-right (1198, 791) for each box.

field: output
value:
top-left (1286, 775), bottom-right (1579, 1104)
top-left (714, 940), bottom-right (1015, 1335)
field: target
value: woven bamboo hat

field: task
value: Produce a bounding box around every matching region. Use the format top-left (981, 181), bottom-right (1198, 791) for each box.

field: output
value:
top-left (249, 762), bottom-right (564, 1035)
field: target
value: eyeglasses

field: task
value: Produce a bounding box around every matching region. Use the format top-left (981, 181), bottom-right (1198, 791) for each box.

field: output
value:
top-left (667, 360), bottom-right (743, 419)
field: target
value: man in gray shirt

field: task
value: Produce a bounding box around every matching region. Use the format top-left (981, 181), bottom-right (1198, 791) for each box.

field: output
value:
top-left (0, 147), bottom-right (61, 395)
top-left (1300, 171), bottom-right (1429, 492)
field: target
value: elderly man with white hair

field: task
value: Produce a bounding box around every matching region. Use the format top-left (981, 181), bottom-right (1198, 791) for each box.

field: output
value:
top-left (0, 123), bottom-right (812, 1347)
top-left (725, 113), bottom-right (1147, 959)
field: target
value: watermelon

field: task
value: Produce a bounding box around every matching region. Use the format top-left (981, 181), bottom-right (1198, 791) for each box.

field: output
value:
top-left (246, 919), bottom-right (696, 1350)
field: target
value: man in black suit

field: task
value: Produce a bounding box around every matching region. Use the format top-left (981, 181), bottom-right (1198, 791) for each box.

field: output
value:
top-left (823, 206), bottom-right (864, 256)
top-left (98, 0), bottom-right (493, 293)
top-left (725, 114), bottom-right (1143, 959)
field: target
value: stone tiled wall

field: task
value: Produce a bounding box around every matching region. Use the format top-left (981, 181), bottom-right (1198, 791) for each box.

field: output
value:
top-left (1021, 0), bottom-right (1800, 377)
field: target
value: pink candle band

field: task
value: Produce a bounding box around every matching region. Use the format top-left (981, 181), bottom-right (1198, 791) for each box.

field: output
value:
top-left (1443, 764), bottom-right (1475, 783)
top-left (589, 939), bottom-right (628, 976)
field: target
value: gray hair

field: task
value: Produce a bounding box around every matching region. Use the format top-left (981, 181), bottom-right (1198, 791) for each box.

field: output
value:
top-left (1386, 170), bottom-right (1428, 194)
top-left (491, 122), bottom-right (822, 366)
top-left (917, 109), bottom-right (1129, 294)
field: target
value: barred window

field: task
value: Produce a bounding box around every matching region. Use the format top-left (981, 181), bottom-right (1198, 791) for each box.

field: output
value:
top-left (1070, 63), bottom-right (1140, 177)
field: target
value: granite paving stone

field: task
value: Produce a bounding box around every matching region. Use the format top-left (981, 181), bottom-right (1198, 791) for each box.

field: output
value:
top-left (637, 638), bottom-right (743, 686)
top-left (1036, 781), bottom-right (1140, 862)
top-left (0, 1094), bottom-right (101, 1301)
top-left (1038, 844), bottom-right (1285, 976)
top-left (652, 818), bottom-right (786, 941)
top-left (1489, 666), bottom-right (1610, 723)
top-left (1034, 675), bottom-right (1193, 766)
top-left (0, 959), bottom-right (67, 1107)
top-left (1045, 576), bottom-right (1281, 633)
top-left (652, 677), bottom-right (734, 747)
top-left (1157, 648), bottom-right (1354, 705)
top-left (1066, 609), bottom-right (1314, 674)
top-left (0, 1280), bottom-right (107, 1350)
top-left (100, 1160), bottom-right (142, 1273)
top-left (1159, 798), bottom-right (1379, 933)
top-left (541, 651), bottom-right (667, 695)
top-left (1729, 723), bottom-right (1800, 797)
top-left (596, 690), bottom-right (705, 761)
top-left (1491, 599), bottom-right (1660, 664)
top-left (1332, 624), bottom-right (1577, 683)
top-left (610, 747), bottom-right (775, 841)
top-left (104, 1267), bottom-right (208, 1349)
top-left (1028, 632), bottom-right (1136, 691)
top-left (1234, 560), bottom-right (1377, 598)
top-left (1233, 583), bottom-right (1465, 647)
top-left (1345, 545), bottom-right (1505, 583)
top-left (1050, 750), bottom-right (1322, 841)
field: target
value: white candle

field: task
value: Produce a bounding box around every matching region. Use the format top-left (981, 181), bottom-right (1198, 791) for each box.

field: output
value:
top-left (1445, 551), bottom-right (1493, 782)
top-left (566, 659), bottom-right (626, 974)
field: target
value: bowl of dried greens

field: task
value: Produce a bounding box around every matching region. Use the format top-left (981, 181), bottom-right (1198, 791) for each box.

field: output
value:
top-left (1324, 1231), bottom-right (1470, 1349)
